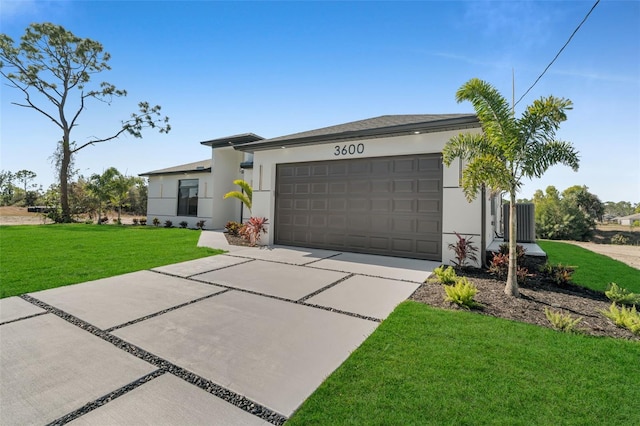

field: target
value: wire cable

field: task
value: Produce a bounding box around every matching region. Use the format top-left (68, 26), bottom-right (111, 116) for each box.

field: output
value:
top-left (514, 0), bottom-right (600, 107)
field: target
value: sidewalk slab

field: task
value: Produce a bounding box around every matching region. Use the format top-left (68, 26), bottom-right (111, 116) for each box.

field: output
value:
top-left (305, 275), bottom-right (420, 319)
top-left (0, 314), bottom-right (155, 426)
top-left (113, 291), bottom-right (377, 417)
top-left (228, 245), bottom-right (341, 265)
top-left (310, 252), bottom-right (438, 282)
top-left (31, 271), bottom-right (224, 330)
top-left (196, 260), bottom-right (347, 300)
top-left (70, 373), bottom-right (268, 426)
top-left (0, 297), bottom-right (46, 324)
top-left (152, 254), bottom-right (250, 277)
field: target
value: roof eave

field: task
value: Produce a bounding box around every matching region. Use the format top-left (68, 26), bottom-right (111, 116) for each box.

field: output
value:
top-left (200, 133), bottom-right (264, 148)
top-left (139, 168), bottom-right (212, 177)
top-left (235, 115), bottom-right (480, 152)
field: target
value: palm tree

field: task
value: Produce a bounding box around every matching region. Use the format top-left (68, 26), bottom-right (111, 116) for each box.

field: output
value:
top-left (109, 174), bottom-right (138, 224)
top-left (223, 179), bottom-right (252, 216)
top-left (86, 167), bottom-right (119, 224)
top-left (443, 78), bottom-right (579, 297)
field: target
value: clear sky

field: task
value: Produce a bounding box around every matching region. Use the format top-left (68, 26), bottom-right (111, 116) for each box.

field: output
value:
top-left (1, 0), bottom-right (638, 203)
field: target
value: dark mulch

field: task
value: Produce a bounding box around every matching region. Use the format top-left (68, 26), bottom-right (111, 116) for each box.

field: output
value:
top-left (410, 268), bottom-right (639, 341)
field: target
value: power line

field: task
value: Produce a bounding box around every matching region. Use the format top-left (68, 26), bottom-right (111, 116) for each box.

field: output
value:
top-left (514, 0), bottom-right (600, 107)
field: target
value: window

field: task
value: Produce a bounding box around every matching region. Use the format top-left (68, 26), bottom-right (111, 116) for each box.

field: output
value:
top-left (177, 179), bottom-right (198, 216)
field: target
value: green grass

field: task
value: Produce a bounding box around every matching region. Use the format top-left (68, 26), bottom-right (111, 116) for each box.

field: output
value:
top-left (538, 240), bottom-right (640, 293)
top-left (0, 224), bottom-right (223, 298)
top-left (288, 302), bottom-right (640, 425)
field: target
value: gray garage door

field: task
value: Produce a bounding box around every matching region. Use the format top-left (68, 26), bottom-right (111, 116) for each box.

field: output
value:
top-left (275, 154), bottom-right (442, 260)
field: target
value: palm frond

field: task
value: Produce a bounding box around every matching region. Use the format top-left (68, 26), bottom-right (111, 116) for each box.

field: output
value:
top-left (521, 140), bottom-right (580, 179)
top-left (223, 191), bottom-right (251, 210)
top-left (455, 78), bottom-right (517, 150)
top-left (232, 179), bottom-right (252, 200)
top-left (442, 132), bottom-right (490, 166)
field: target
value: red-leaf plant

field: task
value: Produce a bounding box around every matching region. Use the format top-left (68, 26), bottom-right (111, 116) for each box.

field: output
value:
top-left (448, 232), bottom-right (479, 269)
top-left (240, 217), bottom-right (269, 246)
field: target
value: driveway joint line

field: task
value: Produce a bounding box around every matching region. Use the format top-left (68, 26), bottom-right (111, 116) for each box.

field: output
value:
top-left (185, 276), bottom-right (379, 322)
top-left (304, 265), bottom-right (425, 284)
top-left (187, 258), bottom-right (256, 278)
top-left (19, 294), bottom-right (288, 425)
top-left (0, 310), bottom-right (48, 326)
top-left (46, 369), bottom-right (166, 426)
top-left (298, 252), bottom-right (343, 265)
top-left (297, 273), bottom-right (355, 303)
top-left (104, 289), bottom-right (231, 332)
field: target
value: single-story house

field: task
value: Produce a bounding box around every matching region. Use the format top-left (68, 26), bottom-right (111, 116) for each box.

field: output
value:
top-left (140, 114), bottom-right (505, 267)
top-left (617, 213), bottom-right (640, 226)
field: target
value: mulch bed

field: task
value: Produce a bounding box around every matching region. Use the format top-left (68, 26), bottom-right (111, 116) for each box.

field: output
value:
top-left (224, 233), bottom-right (254, 247)
top-left (410, 268), bottom-right (639, 341)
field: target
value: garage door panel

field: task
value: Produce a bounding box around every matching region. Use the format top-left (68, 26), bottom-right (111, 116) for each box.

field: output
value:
top-left (329, 182), bottom-right (347, 194)
top-left (275, 154), bottom-right (442, 260)
top-left (328, 199), bottom-right (346, 211)
top-left (418, 179), bottom-right (440, 193)
top-left (418, 200), bottom-right (440, 213)
top-left (393, 179), bottom-right (415, 193)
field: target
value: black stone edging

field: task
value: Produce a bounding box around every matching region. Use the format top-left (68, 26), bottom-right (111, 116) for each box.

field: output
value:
top-left (19, 294), bottom-right (288, 426)
top-left (186, 257), bottom-right (256, 278)
top-left (299, 252), bottom-right (343, 266)
top-left (104, 289), bottom-right (231, 332)
top-left (297, 273), bottom-right (355, 303)
top-left (0, 310), bottom-right (48, 326)
top-left (46, 369), bottom-right (166, 425)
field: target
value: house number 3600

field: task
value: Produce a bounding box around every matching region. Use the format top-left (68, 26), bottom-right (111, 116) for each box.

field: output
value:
top-left (334, 143), bottom-right (364, 156)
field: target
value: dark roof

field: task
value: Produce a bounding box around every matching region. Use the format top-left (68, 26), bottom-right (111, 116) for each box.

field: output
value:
top-left (200, 133), bottom-right (264, 148)
top-left (139, 159), bottom-right (211, 176)
top-left (235, 114), bottom-right (479, 152)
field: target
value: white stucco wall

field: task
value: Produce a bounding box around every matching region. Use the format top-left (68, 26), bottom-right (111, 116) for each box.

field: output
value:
top-left (249, 128), bottom-right (493, 265)
top-left (146, 171), bottom-right (213, 228)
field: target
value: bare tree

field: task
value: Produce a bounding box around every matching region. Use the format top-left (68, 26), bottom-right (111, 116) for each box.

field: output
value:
top-left (0, 23), bottom-right (170, 222)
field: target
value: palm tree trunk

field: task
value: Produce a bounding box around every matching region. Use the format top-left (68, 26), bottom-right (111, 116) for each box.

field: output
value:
top-left (505, 191), bottom-right (520, 297)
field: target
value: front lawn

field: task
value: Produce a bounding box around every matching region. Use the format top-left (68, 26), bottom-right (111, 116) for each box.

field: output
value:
top-left (0, 224), bottom-right (223, 298)
top-left (288, 302), bottom-right (640, 425)
top-left (538, 240), bottom-right (640, 293)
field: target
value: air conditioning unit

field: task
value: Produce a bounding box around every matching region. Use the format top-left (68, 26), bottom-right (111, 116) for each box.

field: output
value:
top-left (503, 203), bottom-right (536, 243)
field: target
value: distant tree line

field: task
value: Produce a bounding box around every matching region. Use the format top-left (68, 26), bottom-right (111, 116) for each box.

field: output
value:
top-left (516, 185), bottom-right (639, 241)
top-left (0, 167), bottom-right (147, 222)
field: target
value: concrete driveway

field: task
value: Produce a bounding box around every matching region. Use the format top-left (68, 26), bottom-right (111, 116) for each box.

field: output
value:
top-left (0, 231), bottom-right (438, 425)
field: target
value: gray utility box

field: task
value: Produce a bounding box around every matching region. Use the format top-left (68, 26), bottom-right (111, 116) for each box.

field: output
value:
top-left (503, 203), bottom-right (536, 243)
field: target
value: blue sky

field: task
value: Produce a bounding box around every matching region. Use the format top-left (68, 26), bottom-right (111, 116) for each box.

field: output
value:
top-left (1, 0), bottom-right (638, 202)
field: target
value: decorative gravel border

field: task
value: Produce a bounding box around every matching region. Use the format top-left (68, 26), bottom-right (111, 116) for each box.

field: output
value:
top-left (46, 369), bottom-right (165, 425)
top-left (19, 294), bottom-right (288, 425)
top-left (185, 257), bottom-right (256, 278)
top-left (104, 288), bottom-right (230, 332)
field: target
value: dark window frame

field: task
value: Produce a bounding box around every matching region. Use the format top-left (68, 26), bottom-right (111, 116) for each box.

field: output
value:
top-left (177, 179), bottom-right (199, 216)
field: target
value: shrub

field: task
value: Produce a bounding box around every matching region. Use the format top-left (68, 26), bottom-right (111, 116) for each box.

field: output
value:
top-left (605, 283), bottom-right (640, 306)
top-left (428, 265), bottom-right (458, 284)
top-left (225, 221), bottom-right (242, 237)
top-left (163, 220), bottom-right (173, 228)
top-left (196, 220), bottom-right (206, 230)
top-left (100, 216), bottom-right (109, 224)
top-left (84, 218), bottom-right (93, 224)
top-left (443, 277), bottom-right (480, 309)
top-left (179, 221), bottom-right (188, 229)
top-left (152, 217), bottom-right (160, 227)
top-left (611, 233), bottom-right (630, 245)
top-left (139, 218), bottom-right (147, 226)
top-left (600, 303), bottom-right (640, 335)
top-left (539, 263), bottom-right (575, 286)
top-left (498, 243), bottom-right (526, 261)
top-left (132, 218), bottom-right (139, 226)
top-left (488, 252), bottom-right (509, 280)
top-left (488, 252), bottom-right (528, 284)
top-left (240, 217), bottom-right (269, 246)
top-left (448, 232), bottom-right (478, 269)
top-left (544, 308), bottom-right (584, 333)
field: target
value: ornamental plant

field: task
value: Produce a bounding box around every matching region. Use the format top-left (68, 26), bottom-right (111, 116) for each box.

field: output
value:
top-left (448, 232), bottom-right (478, 269)
top-left (443, 277), bottom-right (480, 309)
top-left (240, 217), bottom-right (269, 246)
top-left (544, 308), bottom-right (584, 334)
